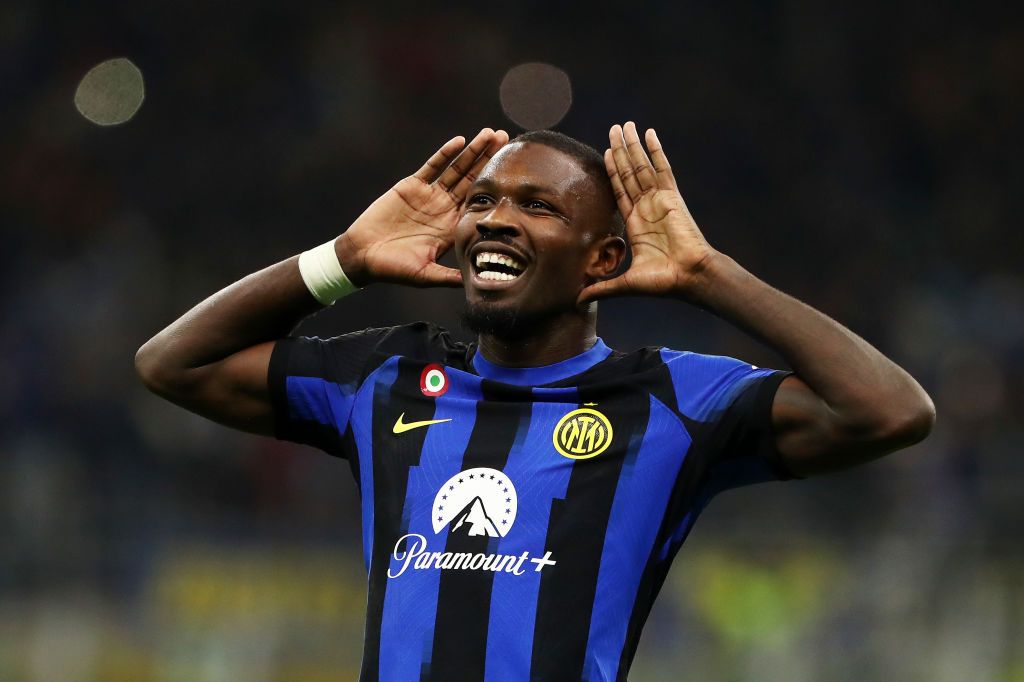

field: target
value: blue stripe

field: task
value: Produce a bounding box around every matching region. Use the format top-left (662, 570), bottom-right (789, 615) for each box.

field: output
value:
top-left (285, 375), bottom-right (357, 431)
top-left (473, 339), bottom-right (612, 386)
top-left (378, 370), bottom-right (483, 681)
top-left (350, 358), bottom-right (400, 571)
top-left (659, 348), bottom-right (775, 420)
top-left (582, 395), bottom-right (691, 681)
top-left (483, 393), bottom-right (578, 682)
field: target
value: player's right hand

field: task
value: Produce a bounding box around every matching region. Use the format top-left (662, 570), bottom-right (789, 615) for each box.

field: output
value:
top-left (336, 128), bottom-right (509, 288)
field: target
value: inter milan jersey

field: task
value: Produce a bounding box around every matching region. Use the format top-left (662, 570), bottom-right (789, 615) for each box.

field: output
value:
top-left (268, 322), bottom-right (793, 681)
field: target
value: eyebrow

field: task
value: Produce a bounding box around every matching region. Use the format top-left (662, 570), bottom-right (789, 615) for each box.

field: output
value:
top-left (469, 178), bottom-right (559, 197)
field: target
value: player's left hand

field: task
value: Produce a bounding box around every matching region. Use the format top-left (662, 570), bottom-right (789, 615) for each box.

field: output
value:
top-left (577, 122), bottom-right (719, 305)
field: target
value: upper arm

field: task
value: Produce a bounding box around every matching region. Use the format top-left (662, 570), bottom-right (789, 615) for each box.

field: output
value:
top-left (138, 341), bottom-right (277, 436)
top-left (138, 326), bottom-right (390, 453)
top-left (771, 375), bottom-right (929, 477)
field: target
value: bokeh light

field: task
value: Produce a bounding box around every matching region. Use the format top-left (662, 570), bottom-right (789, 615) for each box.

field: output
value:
top-left (499, 62), bottom-right (572, 130)
top-left (74, 57), bottom-right (145, 126)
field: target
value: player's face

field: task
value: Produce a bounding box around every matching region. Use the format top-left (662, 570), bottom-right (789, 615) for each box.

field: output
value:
top-left (454, 143), bottom-right (616, 323)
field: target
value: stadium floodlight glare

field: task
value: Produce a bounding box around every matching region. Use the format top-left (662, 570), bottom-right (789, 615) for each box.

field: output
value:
top-left (499, 62), bottom-right (572, 130)
top-left (74, 57), bottom-right (145, 126)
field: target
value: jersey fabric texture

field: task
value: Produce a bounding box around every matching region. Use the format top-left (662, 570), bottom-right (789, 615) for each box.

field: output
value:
top-left (268, 322), bottom-right (794, 682)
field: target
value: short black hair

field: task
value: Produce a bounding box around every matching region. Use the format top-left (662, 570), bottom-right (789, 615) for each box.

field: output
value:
top-left (509, 130), bottom-right (625, 238)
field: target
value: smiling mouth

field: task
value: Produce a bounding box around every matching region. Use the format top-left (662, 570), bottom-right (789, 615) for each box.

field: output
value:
top-left (473, 251), bottom-right (526, 283)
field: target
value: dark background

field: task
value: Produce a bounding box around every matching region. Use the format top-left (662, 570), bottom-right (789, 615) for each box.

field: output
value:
top-left (1, 1), bottom-right (1021, 679)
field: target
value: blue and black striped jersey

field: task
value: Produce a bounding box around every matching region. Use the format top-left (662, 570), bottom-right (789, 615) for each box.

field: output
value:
top-left (268, 322), bottom-right (793, 681)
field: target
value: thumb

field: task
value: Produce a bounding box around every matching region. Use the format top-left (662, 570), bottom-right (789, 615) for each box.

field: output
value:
top-left (416, 263), bottom-right (464, 288)
top-left (577, 276), bottom-right (629, 305)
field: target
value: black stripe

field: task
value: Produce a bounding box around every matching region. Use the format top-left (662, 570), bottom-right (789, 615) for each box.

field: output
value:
top-left (426, 381), bottom-right (532, 682)
top-left (360, 358), bottom-right (441, 682)
top-left (530, 380), bottom-right (652, 681)
top-left (342, 424), bottom-right (361, 495)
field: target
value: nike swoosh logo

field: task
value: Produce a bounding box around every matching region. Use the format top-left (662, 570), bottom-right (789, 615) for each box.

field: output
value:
top-left (392, 413), bottom-right (453, 434)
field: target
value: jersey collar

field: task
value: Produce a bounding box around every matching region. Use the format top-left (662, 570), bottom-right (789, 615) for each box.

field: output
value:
top-left (470, 339), bottom-right (612, 386)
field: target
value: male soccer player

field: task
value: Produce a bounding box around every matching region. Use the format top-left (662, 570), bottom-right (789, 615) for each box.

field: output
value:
top-left (136, 123), bottom-right (935, 681)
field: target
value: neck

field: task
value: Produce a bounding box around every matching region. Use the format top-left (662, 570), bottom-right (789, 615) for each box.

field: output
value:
top-left (476, 306), bottom-right (598, 367)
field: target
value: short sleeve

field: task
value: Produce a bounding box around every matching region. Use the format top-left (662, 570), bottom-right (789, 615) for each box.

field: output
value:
top-left (659, 349), bottom-right (795, 492)
top-left (267, 327), bottom-right (390, 456)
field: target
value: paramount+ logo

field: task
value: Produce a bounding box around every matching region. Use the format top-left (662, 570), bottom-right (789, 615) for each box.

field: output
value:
top-left (552, 406), bottom-right (613, 460)
top-left (387, 468), bottom-right (557, 579)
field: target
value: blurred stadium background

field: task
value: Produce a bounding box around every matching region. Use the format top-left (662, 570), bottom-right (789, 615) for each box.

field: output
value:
top-left (1, 1), bottom-right (1021, 680)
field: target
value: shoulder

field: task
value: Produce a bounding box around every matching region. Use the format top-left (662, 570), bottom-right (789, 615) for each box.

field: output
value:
top-left (657, 347), bottom-right (765, 374)
top-left (274, 322), bottom-right (472, 386)
top-left (347, 321), bottom-right (471, 369)
top-left (373, 321), bottom-right (467, 353)
top-left (656, 347), bottom-right (787, 421)
top-left (577, 345), bottom-right (758, 379)
top-left (584, 345), bottom-right (778, 412)
top-left (278, 321), bottom-right (469, 368)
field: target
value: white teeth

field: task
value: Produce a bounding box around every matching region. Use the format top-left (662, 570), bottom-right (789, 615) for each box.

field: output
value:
top-left (477, 270), bottom-right (516, 281)
top-left (474, 251), bottom-right (525, 272)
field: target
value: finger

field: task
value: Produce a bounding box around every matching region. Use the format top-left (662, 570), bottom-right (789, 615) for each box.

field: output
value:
top-left (448, 129), bottom-right (508, 202)
top-left (622, 121), bottom-right (657, 192)
top-left (609, 124), bottom-right (643, 202)
top-left (604, 148), bottom-right (633, 217)
top-left (577, 276), bottom-right (629, 305)
top-left (413, 136), bottom-right (466, 183)
top-left (436, 128), bottom-right (496, 198)
top-left (417, 263), bottom-right (464, 288)
top-left (645, 128), bottom-right (677, 191)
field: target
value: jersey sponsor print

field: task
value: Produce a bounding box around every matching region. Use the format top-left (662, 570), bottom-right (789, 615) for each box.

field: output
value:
top-left (387, 467), bottom-right (557, 579)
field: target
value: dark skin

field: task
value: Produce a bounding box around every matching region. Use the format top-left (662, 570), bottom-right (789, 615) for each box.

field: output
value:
top-left (455, 141), bottom-right (625, 365)
top-left (136, 123), bottom-right (935, 476)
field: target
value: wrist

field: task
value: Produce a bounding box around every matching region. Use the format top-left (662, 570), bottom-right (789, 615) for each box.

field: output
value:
top-left (298, 238), bottom-right (361, 306)
top-left (674, 249), bottom-right (730, 304)
top-left (334, 233), bottom-right (371, 288)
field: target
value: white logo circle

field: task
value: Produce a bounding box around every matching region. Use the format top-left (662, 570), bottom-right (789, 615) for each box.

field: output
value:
top-left (425, 369), bottom-right (444, 389)
top-left (432, 467), bottom-right (518, 537)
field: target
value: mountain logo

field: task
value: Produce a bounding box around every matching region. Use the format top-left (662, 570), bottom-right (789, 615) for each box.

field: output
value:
top-left (432, 467), bottom-right (518, 537)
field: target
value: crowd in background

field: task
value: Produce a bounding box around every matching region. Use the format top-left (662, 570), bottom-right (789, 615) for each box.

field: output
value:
top-left (1, 1), bottom-right (1021, 679)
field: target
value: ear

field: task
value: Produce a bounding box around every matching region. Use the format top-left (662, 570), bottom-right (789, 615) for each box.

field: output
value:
top-left (585, 234), bottom-right (627, 280)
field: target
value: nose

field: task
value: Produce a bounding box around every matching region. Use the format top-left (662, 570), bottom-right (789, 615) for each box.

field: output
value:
top-left (476, 199), bottom-right (521, 239)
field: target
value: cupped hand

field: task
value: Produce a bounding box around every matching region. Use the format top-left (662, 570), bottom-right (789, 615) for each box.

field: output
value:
top-left (338, 128), bottom-right (509, 287)
top-left (577, 122), bottom-right (717, 305)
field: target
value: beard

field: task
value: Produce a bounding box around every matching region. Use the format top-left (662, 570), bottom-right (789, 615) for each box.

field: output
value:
top-left (461, 301), bottom-right (552, 340)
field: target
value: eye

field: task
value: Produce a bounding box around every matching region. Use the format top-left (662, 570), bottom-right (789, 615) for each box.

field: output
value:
top-left (524, 199), bottom-right (551, 211)
top-left (466, 194), bottom-right (493, 209)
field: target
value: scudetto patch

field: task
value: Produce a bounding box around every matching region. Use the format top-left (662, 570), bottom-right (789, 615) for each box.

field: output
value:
top-left (420, 363), bottom-right (449, 397)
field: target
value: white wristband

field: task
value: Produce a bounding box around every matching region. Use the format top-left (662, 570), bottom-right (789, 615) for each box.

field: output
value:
top-left (297, 239), bottom-right (359, 305)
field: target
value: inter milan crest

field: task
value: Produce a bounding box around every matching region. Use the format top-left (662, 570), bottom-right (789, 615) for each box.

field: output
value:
top-left (419, 364), bottom-right (449, 397)
top-left (552, 407), bottom-right (614, 460)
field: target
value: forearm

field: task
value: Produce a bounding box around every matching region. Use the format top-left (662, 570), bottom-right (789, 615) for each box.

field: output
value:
top-left (688, 253), bottom-right (934, 444)
top-left (135, 254), bottom-right (321, 385)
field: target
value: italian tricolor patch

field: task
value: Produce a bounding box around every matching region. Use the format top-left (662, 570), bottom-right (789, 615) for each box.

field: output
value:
top-left (420, 364), bottom-right (449, 397)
